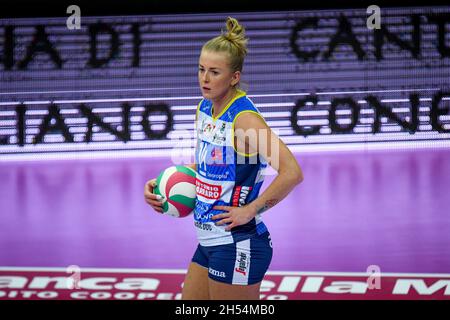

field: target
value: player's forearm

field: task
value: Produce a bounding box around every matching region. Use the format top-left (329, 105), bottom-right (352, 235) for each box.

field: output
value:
top-left (248, 167), bottom-right (303, 215)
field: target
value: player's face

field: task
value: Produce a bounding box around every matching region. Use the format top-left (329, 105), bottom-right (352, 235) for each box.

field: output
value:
top-left (198, 50), bottom-right (239, 101)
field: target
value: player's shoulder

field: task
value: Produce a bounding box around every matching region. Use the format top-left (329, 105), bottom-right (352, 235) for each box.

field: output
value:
top-left (232, 94), bottom-right (259, 114)
top-left (234, 108), bottom-right (267, 131)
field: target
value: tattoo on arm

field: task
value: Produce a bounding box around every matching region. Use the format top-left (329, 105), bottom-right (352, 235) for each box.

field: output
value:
top-left (257, 199), bottom-right (279, 214)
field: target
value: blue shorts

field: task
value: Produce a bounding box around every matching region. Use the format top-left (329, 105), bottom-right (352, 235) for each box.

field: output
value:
top-left (192, 231), bottom-right (273, 285)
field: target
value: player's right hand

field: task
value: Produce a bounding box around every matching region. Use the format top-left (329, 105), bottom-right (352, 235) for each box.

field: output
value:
top-left (144, 178), bottom-right (164, 213)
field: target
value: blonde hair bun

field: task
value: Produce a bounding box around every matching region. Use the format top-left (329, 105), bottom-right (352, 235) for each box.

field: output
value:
top-left (223, 17), bottom-right (248, 56)
top-left (202, 17), bottom-right (249, 73)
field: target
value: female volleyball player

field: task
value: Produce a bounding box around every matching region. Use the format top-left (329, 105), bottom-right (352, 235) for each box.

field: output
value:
top-left (144, 17), bottom-right (303, 300)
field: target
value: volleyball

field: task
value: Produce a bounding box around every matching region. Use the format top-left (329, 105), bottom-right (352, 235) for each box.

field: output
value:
top-left (154, 165), bottom-right (197, 218)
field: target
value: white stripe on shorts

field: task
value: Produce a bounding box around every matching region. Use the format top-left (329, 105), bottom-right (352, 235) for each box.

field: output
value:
top-left (232, 239), bottom-right (251, 285)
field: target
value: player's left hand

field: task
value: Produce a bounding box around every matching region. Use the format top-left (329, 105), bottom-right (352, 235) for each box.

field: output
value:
top-left (212, 205), bottom-right (257, 231)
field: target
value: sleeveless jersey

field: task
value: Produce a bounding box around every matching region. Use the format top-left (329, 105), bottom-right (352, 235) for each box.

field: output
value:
top-left (194, 89), bottom-right (268, 247)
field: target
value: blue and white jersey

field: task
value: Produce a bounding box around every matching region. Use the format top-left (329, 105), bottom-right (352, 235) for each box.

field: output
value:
top-left (194, 89), bottom-right (268, 247)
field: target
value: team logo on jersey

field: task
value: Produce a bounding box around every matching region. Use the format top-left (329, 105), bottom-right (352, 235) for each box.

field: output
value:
top-left (211, 146), bottom-right (229, 166)
top-left (235, 252), bottom-right (249, 276)
top-left (200, 119), bottom-right (227, 145)
top-left (212, 133), bottom-right (226, 144)
top-left (212, 122), bottom-right (227, 143)
top-left (203, 122), bottom-right (215, 133)
top-left (211, 147), bottom-right (223, 162)
top-left (201, 121), bottom-right (216, 138)
top-left (209, 267), bottom-right (226, 278)
top-left (196, 179), bottom-right (222, 200)
top-left (212, 122), bottom-right (227, 145)
top-left (232, 186), bottom-right (253, 207)
top-left (198, 142), bottom-right (228, 169)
